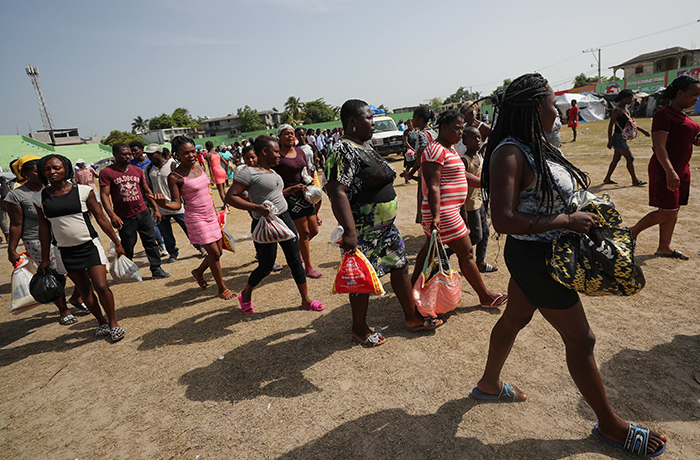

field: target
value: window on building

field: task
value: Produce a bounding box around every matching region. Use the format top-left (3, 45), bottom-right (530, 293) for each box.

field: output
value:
top-left (681, 56), bottom-right (688, 67)
top-left (635, 64), bottom-right (643, 74)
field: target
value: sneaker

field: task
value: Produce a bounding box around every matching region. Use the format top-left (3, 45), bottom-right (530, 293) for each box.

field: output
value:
top-left (165, 254), bottom-right (178, 264)
top-left (159, 244), bottom-right (168, 257)
top-left (197, 247), bottom-right (207, 258)
top-left (151, 268), bottom-right (170, 279)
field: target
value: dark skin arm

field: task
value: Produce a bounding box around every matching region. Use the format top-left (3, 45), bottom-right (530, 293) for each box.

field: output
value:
top-left (651, 131), bottom-right (679, 191)
top-left (422, 161), bottom-right (442, 232)
top-left (224, 181), bottom-right (270, 217)
top-left (282, 183), bottom-right (307, 197)
top-left (6, 202), bottom-right (24, 266)
top-left (466, 172), bottom-right (482, 188)
top-left (153, 173), bottom-right (184, 211)
top-left (99, 182), bottom-right (123, 230)
top-left (139, 174), bottom-right (160, 224)
top-left (489, 144), bottom-right (597, 235)
top-left (325, 180), bottom-right (358, 253)
top-left (607, 108), bottom-right (621, 148)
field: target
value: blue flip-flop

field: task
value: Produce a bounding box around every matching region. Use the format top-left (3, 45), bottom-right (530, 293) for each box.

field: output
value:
top-left (471, 382), bottom-right (523, 402)
top-left (593, 423), bottom-right (666, 458)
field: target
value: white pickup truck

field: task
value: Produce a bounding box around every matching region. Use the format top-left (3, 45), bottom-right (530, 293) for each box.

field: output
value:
top-left (371, 116), bottom-right (405, 156)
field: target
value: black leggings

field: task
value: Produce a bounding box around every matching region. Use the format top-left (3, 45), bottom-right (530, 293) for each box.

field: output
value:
top-left (249, 211), bottom-right (306, 287)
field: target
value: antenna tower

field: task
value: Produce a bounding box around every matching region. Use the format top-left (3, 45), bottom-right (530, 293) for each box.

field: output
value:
top-left (25, 64), bottom-right (54, 131)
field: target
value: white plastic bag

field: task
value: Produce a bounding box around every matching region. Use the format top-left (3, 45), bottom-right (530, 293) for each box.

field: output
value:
top-left (10, 254), bottom-right (41, 313)
top-left (300, 167), bottom-right (313, 185)
top-left (110, 255), bottom-right (143, 283)
top-left (252, 201), bottom-right (296, 244)
top-left (304, 185), bottom-right (323, 204)
top-left (330, 225), bottom-right (344, 247)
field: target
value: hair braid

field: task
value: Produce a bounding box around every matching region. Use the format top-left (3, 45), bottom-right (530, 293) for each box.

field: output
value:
top-left (483, 73), bottom-right (589, 217)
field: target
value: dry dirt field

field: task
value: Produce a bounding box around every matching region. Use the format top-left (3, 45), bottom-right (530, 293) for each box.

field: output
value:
top-left (1, 118), bottom-right (699, 459)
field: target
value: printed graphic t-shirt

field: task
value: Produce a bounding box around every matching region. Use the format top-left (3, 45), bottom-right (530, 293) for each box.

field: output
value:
top-left (99, 164), bottom-right (148, 219)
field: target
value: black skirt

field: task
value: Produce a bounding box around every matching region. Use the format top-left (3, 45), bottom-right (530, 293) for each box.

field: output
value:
top-left (58, 238), bottom-right (108, 274)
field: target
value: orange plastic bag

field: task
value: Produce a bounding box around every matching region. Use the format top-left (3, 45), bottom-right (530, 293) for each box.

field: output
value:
top-left (332, 250), bottom-right (385, 295)
top-left (412, 230), bottom-right (462, 316)
top-left (217, 210), bottom-right (235, 253)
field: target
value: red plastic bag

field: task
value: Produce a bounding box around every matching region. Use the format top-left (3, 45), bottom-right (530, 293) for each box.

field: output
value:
top-left (332, 250), bottom-right (385, 295)
top-left (412, 230), bottom-right (462, 316)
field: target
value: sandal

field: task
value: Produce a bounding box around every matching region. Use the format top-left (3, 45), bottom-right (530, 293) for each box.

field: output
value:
top-left (472, 382), bottom-right (525, 402)
top-left (633, 180), bottom-right (647, 186)
top-left (479, 263), bottom-right (498, 273)
top-left (237, 294), bottom-right (254, 315)
top-left (302, 300), bottom-right (325, 312)
top-left (481, 293), bottom-right (508, 308)
top-left (408, 316), bottom-right (443, 331)
top-left (593, 423), bottom-right (666, 458)
top-left (58, 314), bottom-right (78, 326)
top-left (94, 324), bottom-right (110, 339)
top-left (351, 327), bottom-right (386, 348)
top-left (603, 179), bottom-right (618, 185)
top-left (654, 249), bottom-right (689, 260)
top-left (192, 270), bottom-right (207, 289)
top-left (317, 218), bottom-right (323, 226)
top-left (109, 326), bottom-right (125, 343)
top-left (218, 289), bottom-right (235, 300)
top-left (305, 267), bottom-right (322, 279)
top-left (70, 301), bottom-right (89, 313)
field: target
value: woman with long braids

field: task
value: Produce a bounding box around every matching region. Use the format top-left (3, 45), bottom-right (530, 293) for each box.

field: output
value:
top-left (326, 99), bottom-right (442, 347)
top-left (34, 155), bottom-right (126, 342)
top-left (603, 89), bottom-right (649, 186)
top-left (154, 136), bottom-right (234, 300)
top-left (410, 109), bottom-right (506, 308)
top-left (472, 73), bottom-right (667, 457)
top-left (630, 75), bottom-right (700, 260)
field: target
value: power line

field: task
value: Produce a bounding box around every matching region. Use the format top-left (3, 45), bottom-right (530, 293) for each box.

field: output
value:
top-left (596, 19), bottom-right (700, 49)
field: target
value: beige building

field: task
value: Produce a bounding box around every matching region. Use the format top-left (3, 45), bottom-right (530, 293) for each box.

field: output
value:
top-left (612, 47), bottom-right (700, 79)
top-left (201, 110), bottom-right (283, 137)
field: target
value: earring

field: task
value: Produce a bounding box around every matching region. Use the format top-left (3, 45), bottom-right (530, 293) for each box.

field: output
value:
top-left (353, 126), bottom-right (356, 133)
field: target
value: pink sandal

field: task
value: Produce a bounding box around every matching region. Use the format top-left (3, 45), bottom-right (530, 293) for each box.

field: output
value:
top-left (237, 294), bottom-right (255, 315)
top-left (302, 300), bottom-right (325, 312)
top-left (305, 267), bottom-right (322, 279)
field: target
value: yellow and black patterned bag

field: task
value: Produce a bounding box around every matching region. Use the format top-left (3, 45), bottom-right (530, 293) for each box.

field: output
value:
top-left (548, 191), bottom-right (645, 296)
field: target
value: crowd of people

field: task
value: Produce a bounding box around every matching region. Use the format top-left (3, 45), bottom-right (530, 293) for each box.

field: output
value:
top-left (4, 72), bottom-right (699, 458)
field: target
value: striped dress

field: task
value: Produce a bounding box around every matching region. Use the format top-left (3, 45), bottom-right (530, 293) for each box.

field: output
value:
top-left (420, 142), bottom-right (469, 243)
top-left (174, 167), bottom-right (222, 246)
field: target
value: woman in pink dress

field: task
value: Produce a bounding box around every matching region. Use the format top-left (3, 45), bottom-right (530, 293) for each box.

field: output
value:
top-left (205, 141), bottom-right (228, 210)
top-left (154, 135), bottom-right (234, 300)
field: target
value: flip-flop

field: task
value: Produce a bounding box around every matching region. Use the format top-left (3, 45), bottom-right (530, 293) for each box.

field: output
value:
top-left (471, 382), bottom-right (524, 402)
top-left (58, 314), bottom-right (78, 326)
top-left (633, 180), bottom-right (647, 186)
top-left (654, 250), bottom-right (689, 260)
top-left (479, 263), bottom-right (498, 273)
top-left (603, 180), bottom-right (618, 185)
top-left (305, 267), bottom-right (322, 279)
top-left (70, 301), bottom-right (89, 313)
top-left (302, 300), bottom-right (325, 311)
top-left (481, 293), bottom-right (507, 308)
top-left (218, 289), bottom-right (235, 300)
top-left (593, 423), bottom-right (666, 458)
top-left (192, 270), bottom-right (207, 289)
top-left (409, 316), bottom-right (443, 331)
top-left (351, 327), bottom-right (385, 348)
top-left (237, 294), bottom-right (254, 315)
top-left (94, 324), bottom-right (110, 339)
top-left (109, 326), bottom-right (125, 343)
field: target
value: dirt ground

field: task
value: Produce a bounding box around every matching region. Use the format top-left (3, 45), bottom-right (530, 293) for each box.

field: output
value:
top-left (1, 118), bottom-right (699, 460)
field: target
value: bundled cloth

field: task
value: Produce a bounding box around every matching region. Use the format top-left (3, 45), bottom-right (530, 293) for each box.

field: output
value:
top-left (413, 230), bottom-right (462, 316)
top-left (548, 191), bottom-right (645, 296)
top-left (252, 200), bottom-right (296, 244)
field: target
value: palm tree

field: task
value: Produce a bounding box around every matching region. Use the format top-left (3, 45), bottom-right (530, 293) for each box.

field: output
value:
top-left (284, 97), bottom-right (303, 124)
top-left (131, 116), bottom-right (148, 134)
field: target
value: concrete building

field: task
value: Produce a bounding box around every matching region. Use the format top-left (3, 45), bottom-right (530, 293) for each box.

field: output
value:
top-left (141, 127), bottom-right (204, 144)
top-left (201, 110), bottom-right (283, 137)
top-left (612, 47), bottom-right (700, 80)
top-left (29, 128), bottom-right (83, 146)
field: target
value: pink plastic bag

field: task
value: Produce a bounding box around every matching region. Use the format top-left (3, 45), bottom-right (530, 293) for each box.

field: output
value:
top-left (412, 231), bottom-right (462, 316)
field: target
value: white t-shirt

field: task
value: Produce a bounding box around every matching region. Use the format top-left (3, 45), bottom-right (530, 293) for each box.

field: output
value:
top-left (148, 159), bottom-right (183, 216)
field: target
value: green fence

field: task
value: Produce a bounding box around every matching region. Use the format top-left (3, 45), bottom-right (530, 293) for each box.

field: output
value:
top-left (21, 135), bottom-right (55, 152)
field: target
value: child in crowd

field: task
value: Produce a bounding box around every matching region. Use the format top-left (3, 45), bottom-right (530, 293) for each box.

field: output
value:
top-left (460, 126), bottom-right (497, 273)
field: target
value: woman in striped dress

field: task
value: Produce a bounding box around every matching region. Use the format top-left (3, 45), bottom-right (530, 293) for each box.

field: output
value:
top-left (412, 109), bottom-right (507, 308)
top-left (154, 135), bottom-right (234, 300)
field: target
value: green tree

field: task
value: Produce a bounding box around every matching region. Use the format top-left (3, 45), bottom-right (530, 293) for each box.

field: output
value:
top-left (377, 104), bottom-right (390, 114)
top-left (573, 73), bottom-right (611, 87)
top-left (302, 99), bottom-right (338, 124)
top-left (427, 97), bottom-right (443, 112)
top-left (237, 106), bottom-right (266, 132)
top-left (102, 130), bottom-right (143, 146)
top-left (443, 86), bottom-right (481, 105)
top-left (148, 113), bottom-right (176, 130)
top-left (490, 79), bottom-right (512, 96)
top-left (171, 107), bottom-right (193, 127)
top-left (131, 116), bottom-right (148, 134)
top-left (284, 97), bottom-right (304, 124)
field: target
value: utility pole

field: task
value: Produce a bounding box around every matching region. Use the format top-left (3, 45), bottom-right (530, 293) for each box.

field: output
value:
top-left (583, 48), bottom-right (602, 83)
top-left (25, 64), bottom-right (54, 131)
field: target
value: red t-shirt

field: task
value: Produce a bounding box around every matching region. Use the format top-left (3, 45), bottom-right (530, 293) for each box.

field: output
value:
top-left (99, 164), bottom-right (148, 219)
top-left (651, 106), bottom-right (700, 172)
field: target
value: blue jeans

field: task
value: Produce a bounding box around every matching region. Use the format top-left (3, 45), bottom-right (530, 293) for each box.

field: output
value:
top-left (158, 212), bottom-right (202, 257)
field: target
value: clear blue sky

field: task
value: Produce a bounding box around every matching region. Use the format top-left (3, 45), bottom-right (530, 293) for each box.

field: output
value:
top-left (1, 0), bottom-right (698, 138)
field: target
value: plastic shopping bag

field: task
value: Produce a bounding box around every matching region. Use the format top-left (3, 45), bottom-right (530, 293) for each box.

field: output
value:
top-left (10, 254), bottom-right (41, 313)
top-left (218, 210), bottom-right (235, 252)
top-left (304, 185), bottom-right (323, 204)
top-left (412, 230), bottom-right (462, 316)
top-left (29, 267), bottom-right (66, 304)
top-left (110, 255), bottom-right (143, 283)
top-left (332, 250), bottom-right (385, 295)
top-left (252, 201), bottom-right (296, 244)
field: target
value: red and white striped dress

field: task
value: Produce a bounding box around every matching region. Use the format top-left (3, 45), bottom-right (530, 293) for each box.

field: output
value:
top-left (420, 141), bottom-right (469, 243)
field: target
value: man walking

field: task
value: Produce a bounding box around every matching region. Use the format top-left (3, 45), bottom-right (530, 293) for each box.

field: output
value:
top-left (99, 143), bottom-right (170, 279)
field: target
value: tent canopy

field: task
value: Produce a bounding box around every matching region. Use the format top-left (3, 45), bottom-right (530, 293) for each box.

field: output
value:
top-left (555, 93), bottom-right (605, 122)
